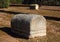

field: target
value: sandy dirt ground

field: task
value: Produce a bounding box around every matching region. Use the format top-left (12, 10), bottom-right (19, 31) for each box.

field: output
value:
top-left (0, 6), bottom-right (60, 42)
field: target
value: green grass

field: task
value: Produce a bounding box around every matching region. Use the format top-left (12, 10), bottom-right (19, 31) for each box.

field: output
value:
top-left (0, 0), bottom-right (10, 8)
top-left (10, 0), bottom-right (23, 4)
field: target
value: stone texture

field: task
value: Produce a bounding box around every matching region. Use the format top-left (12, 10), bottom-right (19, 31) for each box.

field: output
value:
top-left (11, 14), bottom-right (46, 38)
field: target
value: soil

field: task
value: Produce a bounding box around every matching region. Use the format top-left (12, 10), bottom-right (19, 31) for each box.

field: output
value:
top-left (0, 6), bottom-right (60, 42)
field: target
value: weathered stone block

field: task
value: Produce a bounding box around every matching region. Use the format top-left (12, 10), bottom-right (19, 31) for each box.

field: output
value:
top-left (11, 14), bottom-right (46, 38)
top-left (30, 4), bottom-right (39, 10)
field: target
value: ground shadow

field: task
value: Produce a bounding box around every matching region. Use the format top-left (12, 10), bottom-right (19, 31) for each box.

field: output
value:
top-left (0, 27), bottom-right (29, 39)
top-left (41, 8), bottom-right (60, 11)
top-left (10, 4), bottom-right (30, 7)
top-left (0, 10), bottom-right (28, 14)
top-left (44, 16), bottom-right (60, 21)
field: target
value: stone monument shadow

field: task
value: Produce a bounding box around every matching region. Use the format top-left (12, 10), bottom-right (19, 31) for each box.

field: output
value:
top-left (0, 27), bottom-right (30, 39)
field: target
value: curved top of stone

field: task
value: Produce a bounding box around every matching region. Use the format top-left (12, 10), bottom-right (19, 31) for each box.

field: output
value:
top-left (12, 14), bottom-right (46, 22)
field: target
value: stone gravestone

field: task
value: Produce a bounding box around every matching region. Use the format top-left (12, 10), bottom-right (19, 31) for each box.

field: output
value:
top-left (30, 4), bottom-right (39, 10)
top-left (11, 14), bottom-right (46, 38)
